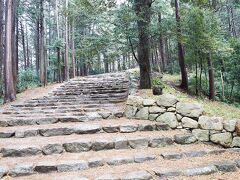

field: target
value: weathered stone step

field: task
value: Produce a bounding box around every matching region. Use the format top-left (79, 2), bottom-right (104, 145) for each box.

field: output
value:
top-left (56, 83), bottom-right (129, 90)
top-left (0, 114), bottom-right (102, 127)
top-left (2, 107), bottom-right (109, 116)
top-left (0, 119), bottom-right (161, 138)
top-left (0, 130), bottom-right (198, 157)
top-left (0, 143), bottom-right (226, 178)
top-left (55, 87), bottom-right (129, 92)
top-left (5, 103), bottom-right (121, 111)
top-left (10, 99), bottom-right (125, 107)
top-left (7, 149), bottom-right (240, 179)
top-left (2, 108), bottom-right (103, 114)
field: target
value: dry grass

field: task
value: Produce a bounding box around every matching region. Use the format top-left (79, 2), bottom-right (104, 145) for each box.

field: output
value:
top-left (140, 74), bottom-right (240, 120)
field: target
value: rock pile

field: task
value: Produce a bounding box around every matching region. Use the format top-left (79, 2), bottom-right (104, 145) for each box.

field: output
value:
top-left (125, 93), bottom-right (240, 148)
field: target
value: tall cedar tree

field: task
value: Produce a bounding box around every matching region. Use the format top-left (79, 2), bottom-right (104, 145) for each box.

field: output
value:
top-left (134, 0), bottom-right (152, 89)
top-left (175, 0), bottom-right (188, 90)
top-left (4, 0), bottom-right (17, 102)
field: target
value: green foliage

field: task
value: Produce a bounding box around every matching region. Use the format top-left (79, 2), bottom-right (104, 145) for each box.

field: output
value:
top-left (152, 78), bottom-right (165, 88)
top-left (17, 69), bottom-right (40, 93)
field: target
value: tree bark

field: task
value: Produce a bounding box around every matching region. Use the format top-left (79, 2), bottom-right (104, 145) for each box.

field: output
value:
top-left (39, 0), bottom-right (47, 86)
top-left (12, 0), bottom-right (18, 93)
top-left (71, 21), bottom-right (76, 78)
top-left (26, 24), bottom-right (30, 68)
top-left (35, 12), bottom-right (40, 75)
top-left (4, 0), bottom-right (16, 103)
top-left (0, 0), bottom-right (4, 96)
top-left (207, 53), bottom-right (215, 100)
top-left (20, 21), bottom-right (27, 70)
top-left (175, 0), bottom-right (188, 90)
top-left (134, 0), bottom-right (152, 89)
top-left (158, 13), bottom-right (165, 72)
top-left (64, 0), bottom-right (69, 81)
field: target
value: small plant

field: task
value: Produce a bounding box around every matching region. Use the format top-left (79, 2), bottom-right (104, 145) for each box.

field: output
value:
top-left (152, 78), bottom-right (165, 88)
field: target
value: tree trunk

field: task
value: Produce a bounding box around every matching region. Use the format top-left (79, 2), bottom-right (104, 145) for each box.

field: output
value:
top-left (175, 0), bottom-right (188, 90)
top-left (134, 0), bottom-right (152, 89)
top-left (64, 0), bottom-right (69, 81)
top-left (103, 52), bottom-right (109, 73)
top-left (0, 0), bottom-right (4, 96)
top-left (35, 14), bottom-right (40, 75)
top-left (207, 53), bottom-right (215, 100)
top-left (158, 13), bottom-right (165, 72)
top-left (26, 24), bottom-right (30, 68)
top-left (4, 0), bottom-right (16, 103)
top-left (11, 0), bottom-right (18, 94)
top-left (39, 0), bottom-right (46, 86)
top-left (71, 21), bottom-right (76, 78)
top-left (20, 22), bottom-right (27, 70)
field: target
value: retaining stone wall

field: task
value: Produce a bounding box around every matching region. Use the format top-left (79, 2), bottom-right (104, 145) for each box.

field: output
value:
top-left (124, 93), bottom-right (240, 148)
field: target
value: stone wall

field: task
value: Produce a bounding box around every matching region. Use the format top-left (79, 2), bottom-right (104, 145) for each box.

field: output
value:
top-left (125, 93), bottom-right (240, 148)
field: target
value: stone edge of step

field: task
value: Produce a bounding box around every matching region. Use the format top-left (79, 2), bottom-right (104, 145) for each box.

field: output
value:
top-left (0, 122), bottom-right (172, 139)
top-left (0, 149), bottom-right (239, 179)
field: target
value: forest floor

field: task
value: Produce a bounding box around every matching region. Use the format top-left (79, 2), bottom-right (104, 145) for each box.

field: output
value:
top-left (0, 83), bottom-right (63, 110)
top-left (139, 74), bottom-right (240, 120)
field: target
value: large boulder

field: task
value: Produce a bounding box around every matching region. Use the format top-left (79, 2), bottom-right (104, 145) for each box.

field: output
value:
top-left (198, 116), bottom-right (223, 131)
top-left (156, 94), bottom-right (178, 107)
top-left (232, 137), bottom-right (240, 147)
top-left (223, 119), bottom-right (237, 132)
top-left (236, 120), bottom-right (240, 136)
top-left (135, 107), bottom-right (149, 120)
top-left (126, 96), bottom-right (143, 108)
top-left (176, 103), bottom-right (203, 119)
top-left (181, 117), bottom-right (198, 129)
top-left (149, 106), bottom-right (166, 114)
top-left (125, 106), bottom-right (138, 119)
top-left (142, 99), bottom-right (155, 106)
top-left (210, 132), bottom-right (232, 147)
top-left (156, 112), bottom-right (178, 129)
top-left (174, 134), bottom-right (197, 144)
top-left (192, 129), bottom-right (209, 142)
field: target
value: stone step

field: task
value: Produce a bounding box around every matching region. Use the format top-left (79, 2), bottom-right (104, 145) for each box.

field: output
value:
top-left (2, 106), bottom-right (111, 114)
top-left (3, 147), bottom-right (239, 179)
top-left (0, 118), bottom-right (162, 138)
top-left (0, 111), bottom-right (125, 127)
top-left (5, 104), bottom-right (122, 111)
top-left (57, 86), bottom-right (128, 90)
top-left (0, 130), bottom-right (198, 158)
top-left (10, 100), bottom-right (122, 107)
top-left (7, 102), bottom-right (121, 112)
top-left (56, 83), bottom-right (129, 89)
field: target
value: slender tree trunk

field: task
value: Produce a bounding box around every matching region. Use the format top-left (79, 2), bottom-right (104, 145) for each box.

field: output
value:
top-left (207, 53), bottom-right (215, 100)
top-left (175, 0), bottom-right (188, 90)
top-left (71, 21), bottom-right (76, 78)
top-left (26, 25), bottom-right (30, 68)
top-left (134, 0), bottom-right (152, 89)
top-left (39, 0), bottom-right (46, 86)
top-left (20, 22), bottom-right (27, 70)
top-left (0, 0), bottom-right (4, 96)
top-left (103, 52), bottom-right (109, 73)
top-left (12, 0), bottom-right (18, 93)
top-left (64, 0), bottom-right (69, 81)
top-left (55, 0), bottom-right (62, 82)
top-left (4, 0), bottom-right (16, 103)
top-left (158, 13), bottom-right (165, 72)
top-left (35, 14), bottom-right (40, 75)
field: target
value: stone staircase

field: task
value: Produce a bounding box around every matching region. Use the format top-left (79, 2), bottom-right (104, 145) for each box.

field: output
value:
top-left (0, 72), bottom-right (239, 179)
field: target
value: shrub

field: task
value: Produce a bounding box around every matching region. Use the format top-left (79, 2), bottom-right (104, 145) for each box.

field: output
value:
top-left (17, 69), bottom-right (40, 93)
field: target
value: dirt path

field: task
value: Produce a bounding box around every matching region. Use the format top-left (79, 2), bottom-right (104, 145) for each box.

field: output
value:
top-left (0, 83), bottom-right (63, 110)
